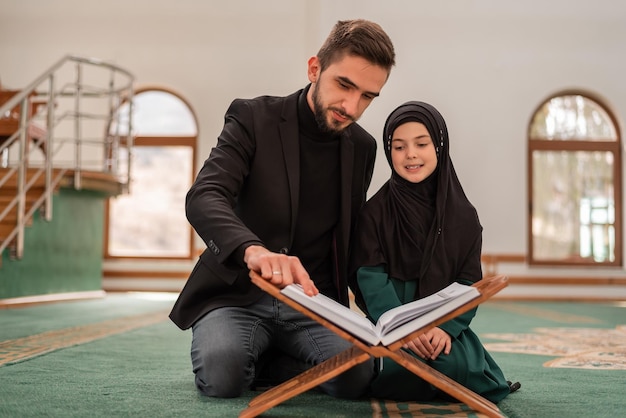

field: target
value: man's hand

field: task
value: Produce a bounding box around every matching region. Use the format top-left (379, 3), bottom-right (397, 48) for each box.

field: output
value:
top-left (403, 327), bottom-right (451, 360)
top-left (244, 245), bottom-right (318, 296)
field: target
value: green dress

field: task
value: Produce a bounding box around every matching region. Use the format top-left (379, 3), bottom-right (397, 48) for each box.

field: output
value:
top-left (357, 265), bottom-right (510, 403)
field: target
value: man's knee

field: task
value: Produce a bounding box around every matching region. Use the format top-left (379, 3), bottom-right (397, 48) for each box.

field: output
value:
top-left (195, 372), bottom-right (246, 398)
top-left (193, 345), bottom-right (249, 398)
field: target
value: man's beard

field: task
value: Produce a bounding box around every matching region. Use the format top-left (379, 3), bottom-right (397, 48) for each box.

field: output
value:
top-left (311, 83), bottom-right (353, 135)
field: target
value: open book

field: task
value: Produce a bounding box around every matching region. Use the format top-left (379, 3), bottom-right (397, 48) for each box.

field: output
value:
top-left (281, 282), bottom-right (480, 346)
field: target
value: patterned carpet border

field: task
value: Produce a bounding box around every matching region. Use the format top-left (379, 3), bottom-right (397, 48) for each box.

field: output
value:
top-left (0, 309), bottom-right (169, 367)
top-left (371, 398), bottom-right (489, 417)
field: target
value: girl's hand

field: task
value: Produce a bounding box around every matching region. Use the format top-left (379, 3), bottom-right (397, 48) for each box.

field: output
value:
top-left (403, 327), bottom-right (451, 360)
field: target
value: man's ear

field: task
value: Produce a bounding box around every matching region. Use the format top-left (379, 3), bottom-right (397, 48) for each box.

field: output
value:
top-left (307, 56), bottom-right (321, 83)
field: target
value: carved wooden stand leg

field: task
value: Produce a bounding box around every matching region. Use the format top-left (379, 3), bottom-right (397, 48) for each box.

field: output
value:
top-left (239, 346), bottom-right (371, 418)
top-left (387, 349), bottom-right (503, 418)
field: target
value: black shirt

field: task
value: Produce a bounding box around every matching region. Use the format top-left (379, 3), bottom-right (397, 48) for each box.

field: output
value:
top-left (291, 87), bottom-right (341, 298)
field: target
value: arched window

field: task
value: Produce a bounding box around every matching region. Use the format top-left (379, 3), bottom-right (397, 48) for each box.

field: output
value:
top-left (528, 91), bottom-right (622, 266)
top-left (105, 87), bottom-right (197, 259)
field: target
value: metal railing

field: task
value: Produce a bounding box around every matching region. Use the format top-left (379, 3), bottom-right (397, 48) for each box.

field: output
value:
top-left (0, 55), bottom-right (135, 259)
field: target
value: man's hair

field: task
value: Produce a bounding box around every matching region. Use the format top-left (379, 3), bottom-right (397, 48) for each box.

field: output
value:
top-left (317, 19), bottom-right (396, 74)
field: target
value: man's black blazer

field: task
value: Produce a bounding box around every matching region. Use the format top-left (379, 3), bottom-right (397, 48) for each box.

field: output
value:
top-left (169, 87), bottom-right (377, 330)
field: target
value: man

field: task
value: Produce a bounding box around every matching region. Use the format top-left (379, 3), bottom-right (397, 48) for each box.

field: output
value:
top-left (170, 19), bottom-right (395, 399)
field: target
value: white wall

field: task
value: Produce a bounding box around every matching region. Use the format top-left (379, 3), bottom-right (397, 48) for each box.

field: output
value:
top-left (2, 0), bottom-right (626, 276)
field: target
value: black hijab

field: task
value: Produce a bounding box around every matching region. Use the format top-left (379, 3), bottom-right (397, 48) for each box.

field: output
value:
top-left (350, 101), bottom-right (483, 304)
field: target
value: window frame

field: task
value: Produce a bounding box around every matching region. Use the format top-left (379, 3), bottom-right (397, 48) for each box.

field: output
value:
top-left (103, 87), bottom-right (198, 261)
top-left (527, 90), bottom-right (623, 267)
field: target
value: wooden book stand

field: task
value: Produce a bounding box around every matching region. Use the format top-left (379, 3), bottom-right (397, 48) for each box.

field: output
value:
top-left (239, 272), bottom-right (509, 418)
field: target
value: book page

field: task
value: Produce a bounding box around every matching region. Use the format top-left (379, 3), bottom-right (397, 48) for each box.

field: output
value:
top-left (379, 288), bottom-right (480, 346)
top-left (376, 282), bottom-right (477, 335)
top-left (280, 284), bottom-right (381, 345)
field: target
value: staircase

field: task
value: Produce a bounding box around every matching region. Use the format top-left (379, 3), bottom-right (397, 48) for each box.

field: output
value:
top-left (0, 167), bottom-right (64, 260)
top-left (0, 168), bottom-right (53, 235)
top-left (0, 55), bottom-right (135, 264)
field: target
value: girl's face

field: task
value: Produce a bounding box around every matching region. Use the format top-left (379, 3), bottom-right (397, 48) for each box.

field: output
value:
top-left (390, 121), bottom-right (438, 183)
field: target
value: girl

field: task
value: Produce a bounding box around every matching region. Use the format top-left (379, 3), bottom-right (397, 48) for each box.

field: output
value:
top-left (350, 101), bottom-right (514, 402)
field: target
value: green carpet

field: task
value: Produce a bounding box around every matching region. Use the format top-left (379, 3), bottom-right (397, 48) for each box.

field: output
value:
top-left (1, 293), bottom-right (624, 417)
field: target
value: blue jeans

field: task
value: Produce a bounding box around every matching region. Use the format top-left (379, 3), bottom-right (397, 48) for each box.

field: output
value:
top-left (190, 293), bottom-right (374, 398)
